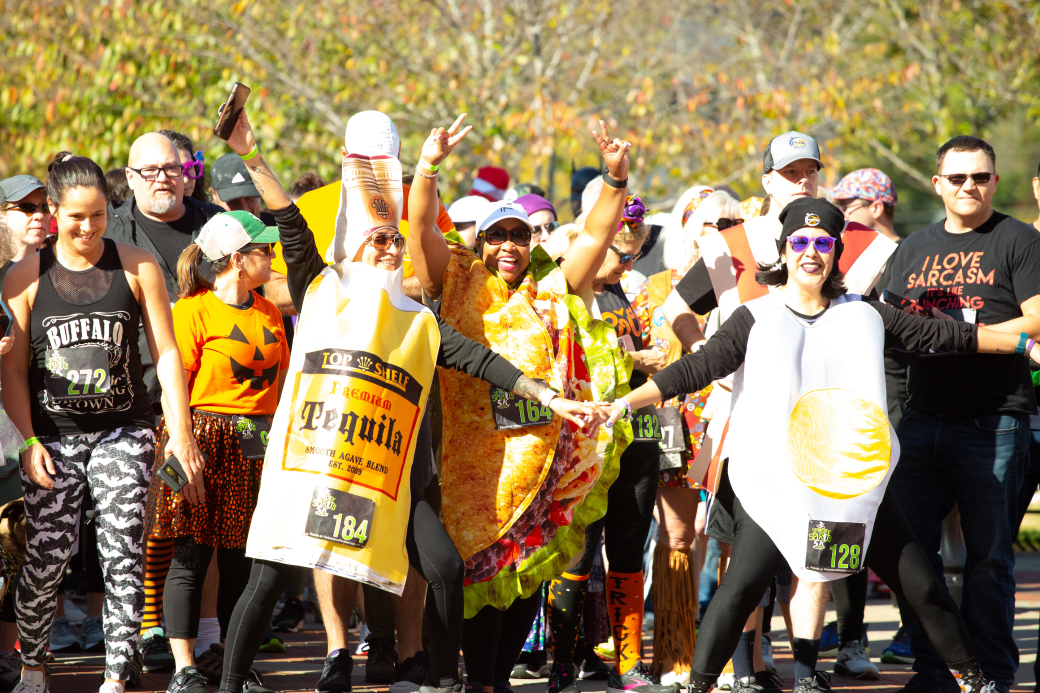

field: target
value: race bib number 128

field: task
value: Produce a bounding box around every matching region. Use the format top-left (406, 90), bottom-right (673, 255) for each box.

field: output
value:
top-left (805, 519), bottom-right (866, 574)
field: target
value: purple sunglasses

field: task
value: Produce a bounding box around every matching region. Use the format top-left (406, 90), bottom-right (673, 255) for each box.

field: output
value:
top-left (183, 151), bottom-right (205, 180)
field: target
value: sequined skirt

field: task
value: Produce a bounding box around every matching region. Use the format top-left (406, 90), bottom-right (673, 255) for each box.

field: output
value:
top-left (145, 409), bottom-right (264, 549)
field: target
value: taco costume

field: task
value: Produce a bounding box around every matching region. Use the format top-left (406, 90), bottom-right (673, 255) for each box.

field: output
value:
top-left (436, 240), bottom-right (630, 617)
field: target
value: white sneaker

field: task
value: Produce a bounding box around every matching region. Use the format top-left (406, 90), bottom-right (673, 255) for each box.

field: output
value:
top-left (355, 622), bottom-right (370, 655)
top-left (659, 670), bottom-right (689, 687)
top-left (716, 673), bottom-right (735, 690)
top-left (12, 669), bottom-right (48, 693)
top-left (98, 681), bottom-right (124, 693)
top-left (49, 617), bottom-right (80, 652)
top-left (834, 640), bottom-right (879, 680)
top-left (62, 598), bottom-right (88, 625)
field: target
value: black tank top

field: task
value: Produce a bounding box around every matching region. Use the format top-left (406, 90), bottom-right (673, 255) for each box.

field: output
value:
top-left (29, 239), bottom-right (154, 436)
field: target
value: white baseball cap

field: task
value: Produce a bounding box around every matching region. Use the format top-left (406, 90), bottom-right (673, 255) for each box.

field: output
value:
top-left (344, 111), bottom-right (400, 158)
top-left (477, 203), bottom-right (535, 234)
top-left (448, 195), bottom-right (493, 225)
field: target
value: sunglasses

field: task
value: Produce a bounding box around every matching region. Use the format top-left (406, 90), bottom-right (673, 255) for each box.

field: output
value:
top-left (365, 232), bottom-right (405, 252)
top-left (481, 226), bottom-right (532, 247)
top-left (939, 173), bottom-right (993, 187)
top-left (610, 245), bottom-right (643, 264)
top-left (533, 221), bottom-right (560, 237)
top-left (183, 151), bottom-right (205, 180)
top-left (3, 201), bottom-right (50, 216)
top-left (704, 217), bottom-right (744, 231)
top-left (788, 236), bottom-right (836, 254)
top-left (241, 243), bottom-right (274, 257)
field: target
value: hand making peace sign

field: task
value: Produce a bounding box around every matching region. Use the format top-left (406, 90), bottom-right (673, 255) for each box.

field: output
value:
top-left (591, 119), bottom-right (631, 182)
top-left (420, 113), bottom-right (474, 168)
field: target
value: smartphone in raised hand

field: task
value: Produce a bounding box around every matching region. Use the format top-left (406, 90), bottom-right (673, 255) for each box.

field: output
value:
top-left (213, 82), bottom-right (251, 141)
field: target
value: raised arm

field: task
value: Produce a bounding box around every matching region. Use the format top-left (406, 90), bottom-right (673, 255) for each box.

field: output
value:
top-left (407, 114), bottom-right (473, 300)
top-left (224, 108), bottom-right (292, 211)
top-left (560, 121), bottom-right (631, 296)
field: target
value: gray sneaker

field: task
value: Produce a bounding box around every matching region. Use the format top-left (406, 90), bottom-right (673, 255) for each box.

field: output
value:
top-left (49, 617), bottom-right (80, 653)
top-left (0, 650), bottom-right (22, 691)
top-left (80, 616), bottom-right (104, 653)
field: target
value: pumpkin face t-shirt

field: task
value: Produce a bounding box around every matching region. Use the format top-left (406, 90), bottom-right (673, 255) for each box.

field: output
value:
top-left (173, 290), bottom-right (290, 415)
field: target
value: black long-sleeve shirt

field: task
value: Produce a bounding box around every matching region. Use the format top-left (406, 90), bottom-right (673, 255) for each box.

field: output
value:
top-left (271, 204), bottom-right (523, 392)
top-left (652, 298), bottom-right (978, 401)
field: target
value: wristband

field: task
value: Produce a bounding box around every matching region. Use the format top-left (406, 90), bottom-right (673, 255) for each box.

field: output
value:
top-left (417, 159), bottom-right (439, 173)
top-left (537, 388), bottom-right (558, 407)
top-left (614, 399), bottom-right (633, 421)
top-left (20, 437), bottom-right (40, 452)
top-left (1017, 332), bottom-right (1029, 354)
top-left (602, 172), bottom-right (628, 189)
top-left (241, 144), bottom-right (260, 161)
top-left (1028, 338), bottom-right (1036, 354)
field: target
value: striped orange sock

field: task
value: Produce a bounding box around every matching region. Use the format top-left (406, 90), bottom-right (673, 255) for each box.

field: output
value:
top-left (606, 570), bottom-right (644, 675)
top-left (141, 537), bottom-right (174, 633)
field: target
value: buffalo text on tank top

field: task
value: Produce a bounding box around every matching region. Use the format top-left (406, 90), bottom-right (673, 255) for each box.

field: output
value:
top-left (29, 239), bottom-right (154, 435)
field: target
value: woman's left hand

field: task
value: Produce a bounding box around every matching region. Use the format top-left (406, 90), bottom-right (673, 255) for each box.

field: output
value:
top-left (591, 119), bottom-right (631, 182)
top-left (549, 398), bottom-right (610, 438)
top-left (420, 113), bottom-right (473, 168)
top-left (0, 336), bottom-right (13, 356)
top-left (165, 429), bottom-right (206, 505)
top-left (226, 109), bottom-right (257, 158)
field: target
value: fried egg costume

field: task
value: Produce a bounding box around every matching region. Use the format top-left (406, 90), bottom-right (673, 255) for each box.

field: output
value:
top-left (724, 292), bottom-right (897, 581)
top-left (247, 147), bottom-right (441, 595)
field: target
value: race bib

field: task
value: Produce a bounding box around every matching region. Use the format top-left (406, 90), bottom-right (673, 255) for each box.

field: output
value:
top-left (305, 486), bottom-right (376, 549)
top-left (631, 405), bottom-right (662, 442)
top-left (656, 407), bottom-right (685, 453)
top-left (805, 519), bottom-right (865, 574)
top-left (44, 346), bottom-right (110, 402)
top-left (488, 384), bottom-right (553, 431)
top-left (233, 415), bottom-right (272, 460)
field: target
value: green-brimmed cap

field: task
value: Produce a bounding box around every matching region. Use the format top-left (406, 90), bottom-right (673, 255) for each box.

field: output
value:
top-left (195, 210), bottom-right (278, 261)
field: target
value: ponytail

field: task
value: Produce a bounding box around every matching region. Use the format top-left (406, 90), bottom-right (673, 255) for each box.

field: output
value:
top-left (46, 151), bottom-right (107, 208)
top-left (177, 244), bottom-right (232, 298)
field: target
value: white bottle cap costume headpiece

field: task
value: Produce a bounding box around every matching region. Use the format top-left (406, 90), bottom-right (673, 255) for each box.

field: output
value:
top-left (328, 111), bottom-right (404, 264)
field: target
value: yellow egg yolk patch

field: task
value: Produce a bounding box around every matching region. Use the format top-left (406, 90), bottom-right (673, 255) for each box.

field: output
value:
top-left (787, 388), bottom-right (891, 499)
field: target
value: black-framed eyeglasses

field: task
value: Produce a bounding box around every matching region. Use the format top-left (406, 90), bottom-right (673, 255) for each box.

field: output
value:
top-left (939, 172), bottom-right (993, 187)
top-left (3, 201), bottom-right (49, 216)
top-left (788, 236), bottom-right (836, 254)
top-left (127, 164), bottom-right (184, 182)
top-left (481, 226), bottom-right (532, 247)
top-left (183, 151), bottom-right (205, 181)
top-left (610, 245), bottom-right (642, 264)
top-left (365, 232), bottom-right (406, 252)
top-left (532, 221), bottom-right (559, 237)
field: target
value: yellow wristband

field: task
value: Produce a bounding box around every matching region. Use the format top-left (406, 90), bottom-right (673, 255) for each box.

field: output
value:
top-left (417, 159), bottom-right (439, 173)
top-left (242, 144), bottom-right (260, 161)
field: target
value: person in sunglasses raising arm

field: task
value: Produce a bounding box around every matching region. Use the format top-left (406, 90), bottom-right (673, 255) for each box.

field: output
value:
top-left (207, 106), bottom-right (604, 693)
top-left (407, 116), bottom-right (642, 693)
top-left (601, 196), bottom-right (1040, 693)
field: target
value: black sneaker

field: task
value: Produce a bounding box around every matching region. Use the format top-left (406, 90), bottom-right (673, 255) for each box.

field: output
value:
top-left (272, 597), bottom-right (306, 633)
top-left (141, 627), bottom-right (175, 673)
top-left (754, 670), bottom-right (784, 693)
top-left (390, 651), bottom-right (429, 692)
top-left (167, 667), bottom-right (209, 693)
top-left (316, 650), bottom-right (354, 693)
top-left (732, 677), bottom-right (764, 693)
top-left (126, 650), bottom-right (144, 689)
top-left (195, 643), bottom-right (224, 684)
top-left (576, 642), bottom-right (610, 681)
top-left (365, 637), bottom-right (398, 684)
top-left (512, 650), bottom-right (549, 680)
top-left (606, 661), bottom-right (677, 693)
top-left (546, 662), bottom-right (580, 693)
top-left (791, 673), bottom-right (831, 693)
top-left (243, 669), bottom-right (278, 693)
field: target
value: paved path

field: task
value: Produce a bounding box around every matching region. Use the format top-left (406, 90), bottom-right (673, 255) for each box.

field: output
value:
top-left (46, 553), bottom-right (1040, 693)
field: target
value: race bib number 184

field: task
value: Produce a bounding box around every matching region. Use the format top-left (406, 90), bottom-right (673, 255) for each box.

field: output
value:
top-left (305, 486), bottom-right (375, 549)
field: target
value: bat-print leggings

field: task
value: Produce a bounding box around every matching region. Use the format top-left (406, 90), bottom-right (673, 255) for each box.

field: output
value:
top-left (17, 426), bottom-right (155, 680)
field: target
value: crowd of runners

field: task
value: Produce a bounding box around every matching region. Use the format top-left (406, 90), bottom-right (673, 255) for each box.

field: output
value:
top-left (0, 91), bottom-right (1038, 693)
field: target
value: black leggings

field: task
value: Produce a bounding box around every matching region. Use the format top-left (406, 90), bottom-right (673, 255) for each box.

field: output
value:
top-left (460, 592), bottom-right (541, 688)
top-left (164, 537), bottom-right (251, 640)
top-left (218, 495), bottom-right (463, 692)
top-left (692, 489), bottom-right (975, 676)
top-left (570, 450), bottom-right (659, 575)
top-left (831, 568), bottom-right (869, 645)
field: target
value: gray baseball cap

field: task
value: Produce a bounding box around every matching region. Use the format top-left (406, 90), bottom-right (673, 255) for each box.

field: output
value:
top-left (211, 153), bottom-right (259, 202)
top-left (0, 175), bottom-right (46, 205)
top-left (763, 131), bottom-right (824, 173)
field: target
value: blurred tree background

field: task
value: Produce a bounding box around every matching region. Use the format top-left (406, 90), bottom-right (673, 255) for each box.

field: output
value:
top-left (2, 0), bottom-right (1040, 233)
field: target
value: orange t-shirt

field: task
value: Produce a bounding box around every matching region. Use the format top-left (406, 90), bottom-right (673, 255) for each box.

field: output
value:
top-left (173, 290), bottom-right (291, 416)
top-left (270, 181), bottom-right (455, 277)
